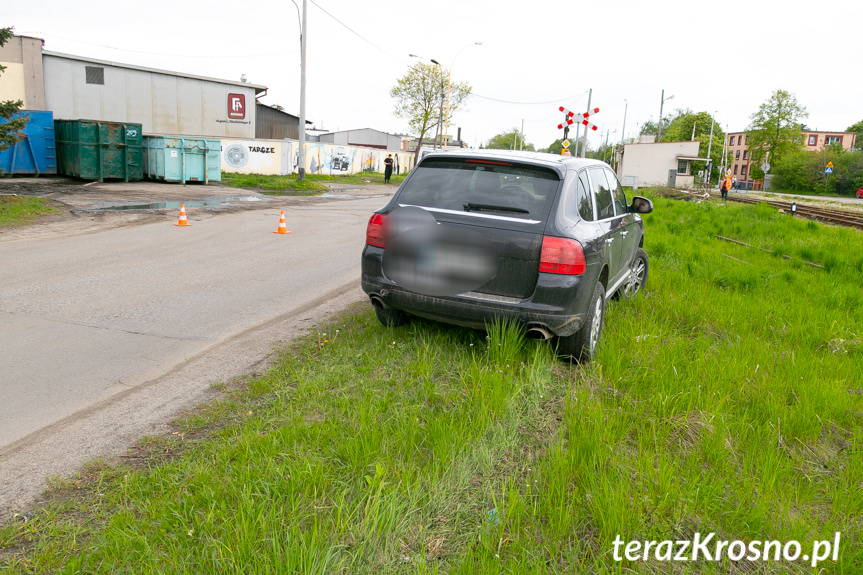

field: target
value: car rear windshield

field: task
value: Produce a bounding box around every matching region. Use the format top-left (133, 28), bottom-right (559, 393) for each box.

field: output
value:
top-left (395, 158), bottom-right (561, 219)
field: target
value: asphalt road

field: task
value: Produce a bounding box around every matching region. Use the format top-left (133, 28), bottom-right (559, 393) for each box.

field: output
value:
top-left (0, 192), bottom-right (388, 518)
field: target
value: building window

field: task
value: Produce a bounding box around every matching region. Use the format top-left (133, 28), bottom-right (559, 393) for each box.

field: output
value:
top-left (735, 150), bottom-right (740, 160)
top-left (85, 66), bottom-right (105, 85)
top-left (825, 136), bottom-right (842, 145)
top-left (677, 160), bottom-right (688, 174)
top-left (745, 135), bottom-right (749, 144)
top-left (808, 135), bottom-right (817, 146)
top-left (741, 165), bottom-right (747, 175)
top-left (733, 165), bottom-right (738, 175)
top-left (743, 150), bottom-right (748, 160)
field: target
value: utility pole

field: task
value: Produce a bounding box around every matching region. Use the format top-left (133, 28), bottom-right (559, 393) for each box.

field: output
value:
top-left (520, 119), bottom-right (524, 150)
top-left (574, 122), bottom-right (580, 157)
top-left (621, 99), bottom-right (628, 145)
top-left (657, 89), bottom-right (674, 142)
top-left (604, 129), bottom-right (613, 162)
top-left (297, 0), bottom-right (308, 182)
top-left (430, 59), bottom-right (443, 149)
top-left (580, 88), bottom-right (592, 158)
top-left (706, 110), bottom-right (716, 184)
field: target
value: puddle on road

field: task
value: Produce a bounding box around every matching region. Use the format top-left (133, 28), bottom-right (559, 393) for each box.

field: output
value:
top-left (321, 191), bottom-right (369, 200)
top-left (88, 196), bottom-right (268, 211)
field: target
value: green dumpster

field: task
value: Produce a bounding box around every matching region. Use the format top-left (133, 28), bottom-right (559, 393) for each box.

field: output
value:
top-left (54, 119), bottom-right (143, 182)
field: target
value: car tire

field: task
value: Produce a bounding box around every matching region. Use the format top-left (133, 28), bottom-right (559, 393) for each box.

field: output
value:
top-left (618, 248), bottom-right (649, 299)
top-left (556, 282), bottom-right (605, 363)
top-left (373, 302), bottom-right (408, 327)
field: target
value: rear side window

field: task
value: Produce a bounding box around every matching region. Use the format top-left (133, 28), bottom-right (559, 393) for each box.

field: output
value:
top-left (395, 158), bottom-right (560, 218)
top-left (576, 170), bottom-right (594, 221)
top-left (588, 167), bottom-right (614, 220)
top-left (604, 169), bottom-right (629, 216)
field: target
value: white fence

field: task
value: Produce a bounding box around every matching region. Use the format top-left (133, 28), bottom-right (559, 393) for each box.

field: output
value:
top-left (220, 138), bottom-right (415, 177)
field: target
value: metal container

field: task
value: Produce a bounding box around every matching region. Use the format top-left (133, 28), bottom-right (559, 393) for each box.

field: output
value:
top-left (142, 136), bottom-right (221, 183)
top-left (0, 110), bottom-right (57, 175)
top-left (54, 119), bottom-right (143, 181)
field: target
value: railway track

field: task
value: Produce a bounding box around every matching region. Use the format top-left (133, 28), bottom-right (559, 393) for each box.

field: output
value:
top-left (714, 193), bottom-right (863, 230)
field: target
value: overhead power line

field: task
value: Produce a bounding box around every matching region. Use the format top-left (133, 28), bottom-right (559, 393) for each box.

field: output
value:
top-left (472, 91), bottom-right (589, 106)
top-left (309, 0), bottom-right (406, 66)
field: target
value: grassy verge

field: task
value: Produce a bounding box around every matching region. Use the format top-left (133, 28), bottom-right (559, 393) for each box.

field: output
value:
top-left (2, 191), bottom-right (862, 573)
top-left (0, 195), bottom-right (61, 227)
top-left (222, 172), bottom-right (406, 195)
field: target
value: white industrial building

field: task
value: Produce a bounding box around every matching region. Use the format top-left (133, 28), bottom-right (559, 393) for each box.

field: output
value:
top-left (319, 128), bottom-right (403, 151)
top-left (41, 51), bottom-right (266, 139)
top-left (615, 140), bottom-right (710, 189)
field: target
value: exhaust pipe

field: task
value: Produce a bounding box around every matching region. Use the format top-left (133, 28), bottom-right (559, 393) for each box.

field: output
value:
top-left (369, 294), bottom-right (388, 309)
top-left (525, 325), bottom-right (553, 340)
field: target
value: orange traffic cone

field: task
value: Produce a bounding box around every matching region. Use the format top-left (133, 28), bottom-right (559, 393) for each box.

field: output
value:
top-left (174, 203), bottom-right (192, 226)
top-left (273, 210), bottom-right (291, 234)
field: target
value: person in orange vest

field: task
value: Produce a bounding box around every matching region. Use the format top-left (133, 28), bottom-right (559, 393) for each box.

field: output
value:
top-left (720, 171), bottom-right (732, 202)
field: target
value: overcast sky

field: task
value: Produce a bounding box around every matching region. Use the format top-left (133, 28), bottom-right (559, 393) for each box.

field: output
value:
top-left (8, 0), bottom-right (863, 150)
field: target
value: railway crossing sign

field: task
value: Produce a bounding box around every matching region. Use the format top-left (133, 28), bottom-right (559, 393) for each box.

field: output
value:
top-left (580, 107), bottom-right (600, 132)
top-left (557, 107), bottom-right (575, 130)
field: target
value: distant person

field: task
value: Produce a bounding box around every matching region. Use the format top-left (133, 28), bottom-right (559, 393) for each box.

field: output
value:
top-left (732, 176), bottom-right (738, 190)
top-left (384, 154), bottom-right (394, 184)
top-left (720, 172), bottom-right (732, 202)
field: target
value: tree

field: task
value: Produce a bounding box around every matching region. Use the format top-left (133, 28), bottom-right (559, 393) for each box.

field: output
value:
top-left (390, 63), bottom-right (471, 164)
top-left (485, 128), bottom-right (534, 151)
top-left (772, 147), bottom-right (863, 196)
top-left (639, 115), bottom-right (674, 141)
top-left (662, 109), bottom-right (725, 181)
top-left (1, 26), bottom-right (28, 152)
top-left (747, 89), bottom-right (808, 180)
top-left (846, 118), bottom-right (863, 150)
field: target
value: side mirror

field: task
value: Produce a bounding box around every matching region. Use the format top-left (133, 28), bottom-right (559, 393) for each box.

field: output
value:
top-left (630, 196), bottom-right (653, 214)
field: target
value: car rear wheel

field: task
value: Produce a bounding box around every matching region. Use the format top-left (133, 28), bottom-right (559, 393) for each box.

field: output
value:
top-left (619, 248), bottom-right (649, 299)
top-left (373, 301), bottom-right (408, 327)
top-left (556, 282), bottom-right (605, 363)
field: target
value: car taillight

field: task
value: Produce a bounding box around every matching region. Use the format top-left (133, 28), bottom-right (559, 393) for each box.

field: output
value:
top-left (365, 213), bottom-right (386, 248)
top-left (539, 236), bottom-right (586, 275)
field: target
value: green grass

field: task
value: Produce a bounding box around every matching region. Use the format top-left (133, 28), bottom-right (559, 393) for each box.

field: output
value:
top-left (222, 172), bottom-right (406, 195)
top-left (0, 195), bottom-right (60, 227)
top-left (2, 191), bottom-right (862, 574)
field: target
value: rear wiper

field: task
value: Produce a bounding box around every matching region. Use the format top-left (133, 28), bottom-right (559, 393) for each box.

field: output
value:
top-left (463, 202), bottom-right (529, 214)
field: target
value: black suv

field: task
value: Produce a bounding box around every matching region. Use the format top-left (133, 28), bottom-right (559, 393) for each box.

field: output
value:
top-left (361, 150), bottom-right (653, 361)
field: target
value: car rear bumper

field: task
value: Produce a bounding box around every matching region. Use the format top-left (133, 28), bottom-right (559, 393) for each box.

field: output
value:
top-left (361, 247), bottom-right (590, 337)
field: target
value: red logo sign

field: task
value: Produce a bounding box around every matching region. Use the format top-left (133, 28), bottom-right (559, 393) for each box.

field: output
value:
top-left (228, 94), bottom-right (246, 119)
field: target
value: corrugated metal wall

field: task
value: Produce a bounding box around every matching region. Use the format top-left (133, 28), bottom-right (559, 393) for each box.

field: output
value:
top-left (42, 54), bottom-right (259, 139)
top-left (255, 104), bottom-right (300, 140)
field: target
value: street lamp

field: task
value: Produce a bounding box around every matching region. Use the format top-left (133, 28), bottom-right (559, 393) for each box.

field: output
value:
top-left (657, 89), bottom-right (674, 142)
top-left (443, 42), bottom-right (482, 149)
